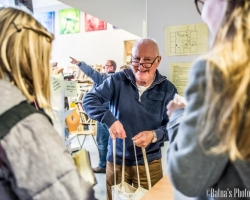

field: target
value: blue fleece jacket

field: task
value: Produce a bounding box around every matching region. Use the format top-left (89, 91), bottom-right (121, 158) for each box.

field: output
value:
top-left (83, 68), bottom-right (177, 166)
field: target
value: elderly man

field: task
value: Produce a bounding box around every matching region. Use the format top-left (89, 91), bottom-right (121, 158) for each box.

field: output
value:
top-left (70, 57), bottom-right (116, 173)
top-left (83, 38), bottom-right (177, 200)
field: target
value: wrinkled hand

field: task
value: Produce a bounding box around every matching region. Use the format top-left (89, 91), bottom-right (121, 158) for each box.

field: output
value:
top-left (70, 56), bottom-right (80, 65)
top-left (109, 121), bottom-right (126, 140)
top-left (132, 131), bottom-right (153, 148)
top-left (167, 100), bottom-right (185, 117)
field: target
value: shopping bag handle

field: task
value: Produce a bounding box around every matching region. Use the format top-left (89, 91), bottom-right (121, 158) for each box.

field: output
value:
top-left (113, 139), bottom-right (151, 190)
top-left (133, 141), bottom-right (151, 189)
top-left (113, 139), bottom-right (117, 186)
top-left (112, 139), bottom-right (125, 192)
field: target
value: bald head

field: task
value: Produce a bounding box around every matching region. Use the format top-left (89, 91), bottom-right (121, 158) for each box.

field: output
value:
top-left (132, 38), bottom-right (160, 57)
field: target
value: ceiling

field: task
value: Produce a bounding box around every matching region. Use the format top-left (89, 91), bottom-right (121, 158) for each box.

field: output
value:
top-left (32, 0), bottom-right (62, 9)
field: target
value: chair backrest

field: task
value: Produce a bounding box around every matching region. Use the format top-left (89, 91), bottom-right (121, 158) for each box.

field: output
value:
top-left (66, 110), bottom-right (80, 132)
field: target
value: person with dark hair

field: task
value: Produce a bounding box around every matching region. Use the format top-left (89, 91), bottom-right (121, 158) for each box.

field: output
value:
top-left (0, 7), bottom-right (95, 200)
top-left (167, 1), bottom-right (250, 199)
top-left (83, 38), bottom-right (177, 200)
top-left (70, 57), bottom-right (116, 173)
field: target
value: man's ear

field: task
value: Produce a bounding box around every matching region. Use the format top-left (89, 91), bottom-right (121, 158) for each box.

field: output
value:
top-left (157, 56), bottom-right (162, 63)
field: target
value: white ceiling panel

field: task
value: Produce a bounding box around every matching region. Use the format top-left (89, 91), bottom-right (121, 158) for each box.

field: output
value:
top-left (33, 0), bottom-right (62, 9)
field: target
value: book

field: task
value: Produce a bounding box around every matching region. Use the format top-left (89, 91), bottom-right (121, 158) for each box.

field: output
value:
top-left (174, 93), bottom-right (187, 105)
top-left (77, 103), bottom-right (84, 113)
top-left (79, 112), bottom-right (88, 122)
top-left (73, 149), bottom-right (97, 186)
top-left (77, 91), bottom-right (84, 102)
top-left (83, 124), bottom-right (89, 130)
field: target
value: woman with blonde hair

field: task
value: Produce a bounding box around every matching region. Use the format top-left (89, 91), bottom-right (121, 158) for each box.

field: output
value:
top-left (0, 8), bottom-right (96, 200)
top-left (167, 0), bottom-right (250, 199)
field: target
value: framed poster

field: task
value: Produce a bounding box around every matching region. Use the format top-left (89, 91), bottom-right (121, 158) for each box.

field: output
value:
top-left (34, 11), bottom-right (55, 34)
top-left (85, 14), bottom-right (107, 32)
top-left (169, 62), bottom-right (192, 95)
top-left (165, 23), bottom-right (208, 56)
top-left (59, 8), bottom-right (80, 34)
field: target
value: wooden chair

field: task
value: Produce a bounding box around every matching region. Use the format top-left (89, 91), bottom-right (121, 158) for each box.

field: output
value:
top-left (65, 109), bottom-right (97, 153)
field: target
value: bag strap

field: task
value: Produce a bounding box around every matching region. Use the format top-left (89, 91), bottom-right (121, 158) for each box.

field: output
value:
top-left (113, 139), bottom-right (125, 186)
top-left (0, 101), bottom-right (52, 140)
top-left (133, 142), bottom-right (151, 189)
top-left (142, 147), bottom-right (151, 189)
top-left (113, 139), bottom-right (152, 189)
top-left (122, 139), bottom-right (125, 184)
top-left (113, 139), bottom-right (117, 186)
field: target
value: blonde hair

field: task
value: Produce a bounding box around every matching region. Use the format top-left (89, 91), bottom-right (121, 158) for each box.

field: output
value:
top-left (199, 0), bottom-right (250, 161)
top-left (0, 7), bottom-right (54, 110)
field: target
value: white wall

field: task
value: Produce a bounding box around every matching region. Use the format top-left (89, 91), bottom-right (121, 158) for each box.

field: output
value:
top-left (35, 4), bottom-right (140, 71)
top-left (146, 3), bottom-right (203, 199)
top-left (146, 0), bottom-right (203, 177)
top-left (147, 0), bottom-right (204, 78)
top-left (0, 0), bottom-right (11, 6)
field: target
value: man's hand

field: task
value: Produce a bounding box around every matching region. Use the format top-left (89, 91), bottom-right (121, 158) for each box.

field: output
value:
top-left (109, 121), bottom-right (126, 140)
top-left (70, 56), bottom-right (80, 65)
top-left (166, 100), bottom-right (185, 117)
top-left (132, 131), bottom-right (154, 148)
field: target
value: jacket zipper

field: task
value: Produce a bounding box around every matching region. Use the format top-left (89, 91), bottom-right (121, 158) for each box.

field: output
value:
top-left (133, 78), bottom-right (167, 102)
top-left (124, 70), bottom-right (167, 102)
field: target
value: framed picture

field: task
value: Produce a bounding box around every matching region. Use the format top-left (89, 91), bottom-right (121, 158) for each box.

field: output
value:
top-left (59, 8), bottom-right (80, 34)
top-left (85, 14), bottom-right (107, 32)
top-left (34, 11), bottom-right (55, 34)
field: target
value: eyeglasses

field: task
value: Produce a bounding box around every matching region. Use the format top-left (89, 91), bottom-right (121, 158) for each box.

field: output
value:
top-left (130, 56), bottom-right (159, 69)
top-left (194, 0), bottom-right (204, 15)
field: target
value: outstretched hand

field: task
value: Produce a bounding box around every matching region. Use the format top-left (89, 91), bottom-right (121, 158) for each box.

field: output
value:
top-left (109, 121), bottom-right (127, 140)
top-left (70, 57), bottom-right (80, 65)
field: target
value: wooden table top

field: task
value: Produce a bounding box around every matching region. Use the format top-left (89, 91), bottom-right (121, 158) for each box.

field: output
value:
top-left (141, 174), bottom-right (174, 200)
top-left (69, 130), bottom-right (95, 135)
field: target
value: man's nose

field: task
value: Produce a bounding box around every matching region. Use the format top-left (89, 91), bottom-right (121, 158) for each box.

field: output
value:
top-left (139, 58), bottom-right (144, 63)
top-left (137, 63), bottom-right (145, 69)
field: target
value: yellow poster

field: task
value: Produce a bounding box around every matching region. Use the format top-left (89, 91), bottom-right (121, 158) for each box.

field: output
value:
top-left (169, 62), bottom-right (192, 95)
top-left (51, 73), bottom-right (64, 95)
top-left (166, 23), bottom-right (208, 56)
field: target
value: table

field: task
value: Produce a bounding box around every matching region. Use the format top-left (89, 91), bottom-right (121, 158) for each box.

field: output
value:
top-left (141, 174), bottom-right (174, 200)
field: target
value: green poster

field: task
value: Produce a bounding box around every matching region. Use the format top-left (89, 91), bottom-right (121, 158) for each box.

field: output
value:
top-left (59, 8), bottom-right (80, 34)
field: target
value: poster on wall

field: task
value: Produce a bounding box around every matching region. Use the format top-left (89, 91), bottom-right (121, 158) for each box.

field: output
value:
top-left (34, 11), bottom-right (55, 34)
top-left (59, 8), bottom-right (80, 34)
top-left (50, 74), bottom-right (64, 95)
top-left (15, 0), bottom-right (33, 13)
top-left (85, 13), bottom-right (107, 32)
top-left (169, 62), bottom-right (192, 95)
top-left (165, 23), bottom-right (208, 56)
